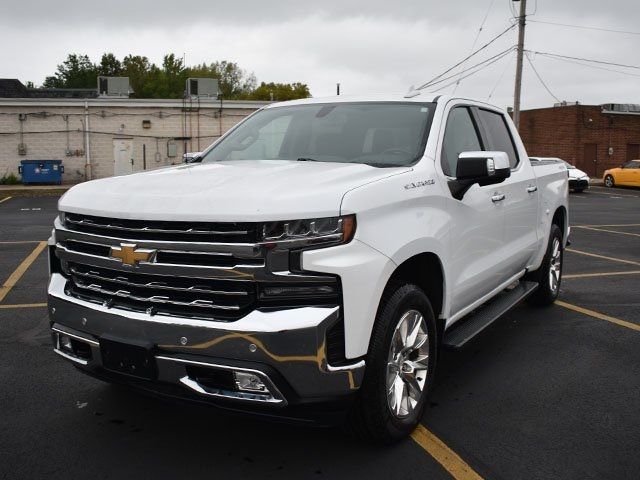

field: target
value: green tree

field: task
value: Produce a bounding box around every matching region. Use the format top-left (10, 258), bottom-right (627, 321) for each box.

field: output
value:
top-left (43, 54), bottom-right (98, 88)
top-left (98, 53), bottom-right (123, 77)
top-left (122, 55), bottom-right (153, 98)
top-left (249, 82), bottom-right (311, 101)
top-left (188, 61), bottom-right (256, 99)
top-left (38, 53), bottom-right (311, 99)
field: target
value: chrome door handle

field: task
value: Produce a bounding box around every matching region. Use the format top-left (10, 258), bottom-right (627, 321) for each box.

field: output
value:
top-left (491, 193), bottom-right (505, 203)
top-left (526, 185), bottom-right (538, 193)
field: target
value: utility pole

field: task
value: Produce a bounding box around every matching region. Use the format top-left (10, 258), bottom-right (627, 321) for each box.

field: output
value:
top-left (512, 0), bottom-right (527, 129)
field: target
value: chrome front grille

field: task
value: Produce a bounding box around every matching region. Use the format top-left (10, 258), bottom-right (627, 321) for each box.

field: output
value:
top-left (65, 262), bottom-right (255, 320)
top-left (54, 213), bottom-right (341, 321)
top-left (65, 213), bottom-right (258, 243)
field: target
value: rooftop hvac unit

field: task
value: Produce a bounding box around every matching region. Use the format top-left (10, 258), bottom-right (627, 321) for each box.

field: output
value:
top-left (98, 77), bottom-right (132, 97)
top-left (186, 78), bottom-right (219, 98)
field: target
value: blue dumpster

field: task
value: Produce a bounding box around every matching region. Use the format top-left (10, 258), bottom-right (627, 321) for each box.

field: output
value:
top-left (18, 160), bottom-right (64, 185)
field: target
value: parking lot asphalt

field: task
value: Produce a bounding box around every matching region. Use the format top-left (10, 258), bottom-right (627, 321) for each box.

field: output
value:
top-left (0, 186), bottom-right (638, 480)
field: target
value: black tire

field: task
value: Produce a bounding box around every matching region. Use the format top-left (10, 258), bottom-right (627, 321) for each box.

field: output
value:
top-left (604, 175), bottom-right (615, 188)
top-left (526, 224), bottom-right (563, 306)
top-left (347, 283), bottom-right (437, 444)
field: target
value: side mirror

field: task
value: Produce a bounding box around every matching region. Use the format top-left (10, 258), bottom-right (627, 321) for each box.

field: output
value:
top-left (183, 152), bottom-right (202, 164)
top-left (449, 151), bottom-right (511, 200)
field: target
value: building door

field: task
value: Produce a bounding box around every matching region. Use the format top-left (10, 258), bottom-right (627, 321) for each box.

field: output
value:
top-left (627, 144), bottom-right (640, 162)
top-left (583, 143), bottom-right (598, 177)
top-left (113, 138), bottom-right (134, 176)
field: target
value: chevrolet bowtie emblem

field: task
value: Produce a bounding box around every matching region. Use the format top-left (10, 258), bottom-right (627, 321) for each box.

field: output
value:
top-left (109, 243), bottom-right (156, 266)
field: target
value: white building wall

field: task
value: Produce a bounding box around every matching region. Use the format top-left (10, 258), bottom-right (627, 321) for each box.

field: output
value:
top-left (0, 98), bottom-right (267, 182)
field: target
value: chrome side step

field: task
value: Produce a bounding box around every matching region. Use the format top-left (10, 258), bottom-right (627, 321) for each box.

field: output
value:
top-left (443, 281), bottom-right (538, 348)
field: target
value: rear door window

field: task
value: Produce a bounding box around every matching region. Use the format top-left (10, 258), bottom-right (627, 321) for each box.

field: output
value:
top-left (477, 109), bottom-right (519, 169)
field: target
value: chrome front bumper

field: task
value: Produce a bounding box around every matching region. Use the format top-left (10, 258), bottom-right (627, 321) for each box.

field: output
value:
top-left (48, 273), bottom-right (365, 408)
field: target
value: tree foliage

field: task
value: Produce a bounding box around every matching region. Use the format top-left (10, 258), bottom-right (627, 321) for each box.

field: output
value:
top-left (39, 53), bottom-right (310, 100)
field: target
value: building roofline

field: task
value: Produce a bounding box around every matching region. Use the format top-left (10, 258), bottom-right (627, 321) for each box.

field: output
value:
top-left (0, 97), bottom-right (271, 109)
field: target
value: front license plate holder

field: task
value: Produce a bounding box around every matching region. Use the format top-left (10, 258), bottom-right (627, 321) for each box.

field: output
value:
top-left (100, 336), bottom-right (157, 380)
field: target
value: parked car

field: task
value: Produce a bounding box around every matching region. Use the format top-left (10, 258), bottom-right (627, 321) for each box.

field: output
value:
top-left (530, 157), bottom-right (589, 192)
top-left (48, 94), bottom-right (569, 443)
top-left (603, 160), bottom-right (640, 188)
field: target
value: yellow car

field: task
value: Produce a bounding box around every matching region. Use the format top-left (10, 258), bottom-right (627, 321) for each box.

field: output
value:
top-left (603, 160), bottom-right (640, 187)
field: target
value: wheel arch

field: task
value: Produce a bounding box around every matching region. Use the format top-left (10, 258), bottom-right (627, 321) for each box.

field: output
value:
top-left (552, 205), bottom-right (568, 241)
top-left (383, 252), bottom-right (446, 339)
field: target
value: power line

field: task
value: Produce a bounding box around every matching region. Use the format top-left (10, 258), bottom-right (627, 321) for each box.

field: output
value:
top-left (452, 0), bottom-right (497, 94)
top-left (424, 46), bottom-right (516, 89)
top-left (526, 50), bottom-right (640, 70)
top-left (528, 19), bottom-right (640, 36)
top-left (525, 52), bottom-right (560, 102)
top-left (431, 47), bottom-right (515, 93)
top-left (417, 23), bottom-right (516, 90)
top-left (532, 53), bottom-right (640, 79)
top-left (487, 52), bottom-right (514, 100)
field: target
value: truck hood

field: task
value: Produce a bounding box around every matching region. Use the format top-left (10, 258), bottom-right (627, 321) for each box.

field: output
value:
top-left (59, 160), bottom-right (410, 221)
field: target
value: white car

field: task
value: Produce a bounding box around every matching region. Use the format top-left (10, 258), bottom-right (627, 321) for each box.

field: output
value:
top-left (530, 157), bottom-right (589, 192)
top-left (49, 94), bottom-right (569, 442)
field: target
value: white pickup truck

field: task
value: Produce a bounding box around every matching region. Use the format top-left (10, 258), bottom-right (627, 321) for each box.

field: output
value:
top-left (48, 94), bottom-right (568, 442)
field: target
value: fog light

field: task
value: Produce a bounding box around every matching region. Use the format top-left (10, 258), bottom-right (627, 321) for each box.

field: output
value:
top-left (234, 371), bottom-right (268, 393)
top-left (60, 334), bottom-right (73, 352)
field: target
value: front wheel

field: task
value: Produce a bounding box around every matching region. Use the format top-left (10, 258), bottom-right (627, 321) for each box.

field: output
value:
top-left (604, 175), bottom-right (615, 188)
top-left (347, 283), bottom-right (437, 443)
top-left (527, 224), bottom-right (563, 306)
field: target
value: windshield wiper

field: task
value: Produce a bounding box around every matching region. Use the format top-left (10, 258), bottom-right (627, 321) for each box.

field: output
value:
top-left (296, 157), bottom-right (323, 162)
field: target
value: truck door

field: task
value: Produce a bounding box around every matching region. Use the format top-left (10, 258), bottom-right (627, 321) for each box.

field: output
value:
top-left (476, 109), bottom-right (539, 278)
top-left (439, 105), bottom-right (506, 316)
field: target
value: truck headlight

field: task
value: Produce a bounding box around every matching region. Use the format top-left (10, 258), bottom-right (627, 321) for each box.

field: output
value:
top-left (261, 215), bottom-right (356, 248)
top-left (57, 212), bottom-right (67, 227)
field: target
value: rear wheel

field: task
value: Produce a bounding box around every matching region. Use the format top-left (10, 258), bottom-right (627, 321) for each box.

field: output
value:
top-left (527, 224), bottom-right (563, 306)
top-left (348, 283), bottom-right (437, 443)
top-left (604, 175), bottom-right (615, 188)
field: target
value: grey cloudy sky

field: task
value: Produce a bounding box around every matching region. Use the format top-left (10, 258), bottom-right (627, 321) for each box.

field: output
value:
top-left (2, 0), bottom-right (639, 109)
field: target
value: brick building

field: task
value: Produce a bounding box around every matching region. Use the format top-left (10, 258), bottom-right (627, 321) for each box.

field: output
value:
top-left (0, 79), bottom-right (267, 182)
top-left (519, 103), bottom-right (640, 177)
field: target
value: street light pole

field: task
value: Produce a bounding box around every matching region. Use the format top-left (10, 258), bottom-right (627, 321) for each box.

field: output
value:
top-left (512, 0), bottom-right (527, 129)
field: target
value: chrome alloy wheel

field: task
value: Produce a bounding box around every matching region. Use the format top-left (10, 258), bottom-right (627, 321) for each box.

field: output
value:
top-left (604, 175), bottom-right (613, 187)
top-left (386, 310), bottom-right (429, 418)
top-left (549, 237), bottom-right (562, 293)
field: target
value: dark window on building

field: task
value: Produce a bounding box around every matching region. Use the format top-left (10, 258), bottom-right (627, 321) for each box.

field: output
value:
top-left (478, 109), bottom-right (519, 168)
top-left (441, 107), bottom-right (483, 176)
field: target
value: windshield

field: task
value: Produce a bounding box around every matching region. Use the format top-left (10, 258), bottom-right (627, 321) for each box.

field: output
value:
top-left (201, 102), bottom-right (435, 167)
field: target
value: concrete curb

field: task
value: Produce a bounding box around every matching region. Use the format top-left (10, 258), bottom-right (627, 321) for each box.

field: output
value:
top-left (0, 185), bottom-right (73, 197)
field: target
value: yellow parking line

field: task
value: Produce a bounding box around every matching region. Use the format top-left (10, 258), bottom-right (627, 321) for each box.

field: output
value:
top-left (0, 240), bottom-right (43, 245)
top-left (575, 223), bottom-right (640, 228)
top-left (573, 226), bottom-right (640, 238)
top-left (564, 270), bottom-right (640, 279)
top-left (565, 248), bottom-right (640, 267)
top-left (0, 303), bottom-right (47, 309)
top-left (412, 425), bottom-right (484, 480)
top-left (0, 241), bottom-right (47, 303)
top-left (556, 300), bottom-right (640, 332)
top-left (0, 196), bottom-right (12, 204)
